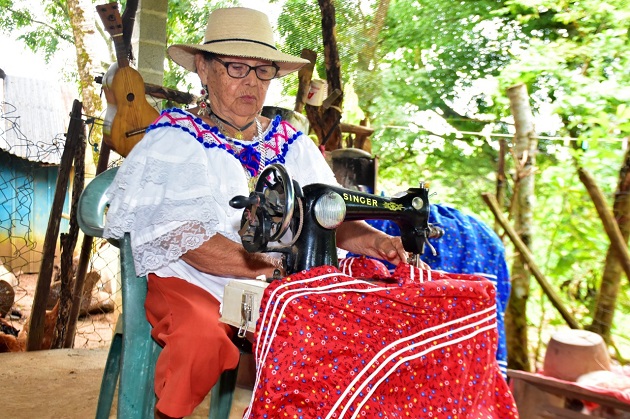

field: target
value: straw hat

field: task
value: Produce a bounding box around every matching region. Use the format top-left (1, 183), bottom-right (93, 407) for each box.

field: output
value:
top-left (167, 7), bottom-right (309, 77)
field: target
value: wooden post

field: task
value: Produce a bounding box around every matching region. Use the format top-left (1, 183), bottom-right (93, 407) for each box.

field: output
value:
top-left (52, 121), bottom-right (86, 348)
top-left (63, 141), bottom-right (112, 348)
top-left (27, 99), bottom-right (84, 351)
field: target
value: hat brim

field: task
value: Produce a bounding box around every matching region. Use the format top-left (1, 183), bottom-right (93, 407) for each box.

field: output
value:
top-left (167, 42), bottom-right (309, 77)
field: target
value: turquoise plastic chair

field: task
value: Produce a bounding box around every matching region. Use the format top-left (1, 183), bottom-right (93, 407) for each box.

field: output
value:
top-left (77, 167), bottom-right (241, 419)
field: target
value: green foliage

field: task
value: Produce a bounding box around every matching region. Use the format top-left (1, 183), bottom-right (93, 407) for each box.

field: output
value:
top-left (0, 0), bottom-right (72, 62)
top-left (285, 0), bottom-right (629, 357)
top-left (277, 0), bottom-right (380, 82)
top-left (162, 0), bottom-right (211, 91)
top-left (383, 0), bottom-right (517, 107)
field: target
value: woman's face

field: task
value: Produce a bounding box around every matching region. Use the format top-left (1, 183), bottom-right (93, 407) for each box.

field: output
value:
top-left (196, 54), bottom-right (272, 121)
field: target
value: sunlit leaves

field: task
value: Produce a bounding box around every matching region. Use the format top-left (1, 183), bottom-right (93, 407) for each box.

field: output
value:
top-left (0, 0), bottom-right (73, 62)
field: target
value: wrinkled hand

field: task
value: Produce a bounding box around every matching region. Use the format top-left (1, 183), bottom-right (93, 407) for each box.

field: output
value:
top-left (337, 221), bottom-right (430, 269)
top-left (373, 235), bottom-right (431, 269)
top-left (373, 235), bottom-right (408, 265)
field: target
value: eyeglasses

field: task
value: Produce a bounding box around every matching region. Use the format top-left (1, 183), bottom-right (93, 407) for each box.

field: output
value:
top-left (212, 56), bottom-right (279, 81)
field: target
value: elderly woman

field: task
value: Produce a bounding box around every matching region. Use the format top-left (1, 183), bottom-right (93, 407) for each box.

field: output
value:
top-left (103, 7), bottom-right (407, 419)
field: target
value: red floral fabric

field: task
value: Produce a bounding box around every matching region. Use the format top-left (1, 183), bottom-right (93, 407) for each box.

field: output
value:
top-left (339, 256), bottom-right (390, 280)
top-left (244, 264), bottom-right (518, 418)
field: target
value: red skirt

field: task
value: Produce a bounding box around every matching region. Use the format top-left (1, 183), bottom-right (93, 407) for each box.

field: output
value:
top-left (245, 263), bottom-right (518, 418)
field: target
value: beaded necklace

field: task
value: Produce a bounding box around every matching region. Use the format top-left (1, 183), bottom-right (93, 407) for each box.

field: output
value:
top-left (219, 118), bottom-right (265, 190)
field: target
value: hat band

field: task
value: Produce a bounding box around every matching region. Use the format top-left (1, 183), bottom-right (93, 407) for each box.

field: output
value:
top-left (204, 38), bottom-right (278, 51)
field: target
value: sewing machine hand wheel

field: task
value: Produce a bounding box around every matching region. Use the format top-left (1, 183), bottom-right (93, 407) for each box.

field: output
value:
top-left (229, 164), bottom-right (295, 252)
top-left (255, 164), bottom-right (295, 241)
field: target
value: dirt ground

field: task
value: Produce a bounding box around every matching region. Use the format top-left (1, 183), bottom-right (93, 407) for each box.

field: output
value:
top-left (0, 273), bottom-right (116, 418)
top-left (8, 273), bottom-right (117, 350)
top-left (1, 347), bottom-right (108, 418)
top-left (2, 274), bottom-right (253, 418)
top-left (0, 347), bottom-right (253, 419)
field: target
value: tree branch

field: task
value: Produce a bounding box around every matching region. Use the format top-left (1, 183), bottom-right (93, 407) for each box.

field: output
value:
top-left (482, 192), bottom-right (581, 330)
top-left (7, 7), bottom-right (73, 43)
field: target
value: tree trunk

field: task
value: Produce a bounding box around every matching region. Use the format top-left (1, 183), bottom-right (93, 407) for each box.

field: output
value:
top-left (495, 139), bottom-right (507, 233)
top-left (354, 0), bottom-right (391, 121)
top-left (306, 0), bottom-right (344, 151)
top-left (588, 144), bottom-right (630, 339)
top-left (67, 0), bottom-right (102, 175)
top-left (505, 83), bottom-right (538, 371)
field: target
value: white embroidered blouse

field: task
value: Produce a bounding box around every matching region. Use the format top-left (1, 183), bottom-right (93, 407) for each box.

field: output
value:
top-left (103, 108), bottom-right (338, 301)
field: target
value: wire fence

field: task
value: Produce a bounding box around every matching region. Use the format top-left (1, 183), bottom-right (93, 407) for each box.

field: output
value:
top-left (0, 97), bottom-right (121, 350)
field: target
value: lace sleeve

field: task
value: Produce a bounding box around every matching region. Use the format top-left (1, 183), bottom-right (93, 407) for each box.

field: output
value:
top-left (103, 116), bottom-right (248, 276)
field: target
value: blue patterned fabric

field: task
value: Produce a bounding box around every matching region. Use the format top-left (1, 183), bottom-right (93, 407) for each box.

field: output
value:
top-left (360, 204), bottom-right (510, 377)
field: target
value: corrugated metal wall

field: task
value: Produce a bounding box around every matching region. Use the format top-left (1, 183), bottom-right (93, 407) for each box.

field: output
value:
top-left (0, 150), bottom-right (70, 273)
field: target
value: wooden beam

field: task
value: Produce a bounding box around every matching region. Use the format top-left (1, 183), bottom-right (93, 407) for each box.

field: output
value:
top-left (52, 120), bottom-right (86, 348)
top-left (145, 83), bottom-right (197, 105)
top-left (339, 123), bottom-right (374, 136)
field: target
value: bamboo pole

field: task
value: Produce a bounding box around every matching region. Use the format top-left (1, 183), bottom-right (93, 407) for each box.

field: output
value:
top-left (481, 192), bottom-right (581, 329)
top-left (577, 167), bottom-right (630, 281)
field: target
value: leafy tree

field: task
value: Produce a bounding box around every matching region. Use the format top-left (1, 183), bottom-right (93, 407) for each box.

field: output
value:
top-left (276, 0), bottom-right (630, 365)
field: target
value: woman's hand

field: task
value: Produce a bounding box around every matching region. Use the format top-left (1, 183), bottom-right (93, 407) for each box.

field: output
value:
top-left (372, 234), bottom-right (408, 265)
top-left (336, 221), bottom-right (409, 265)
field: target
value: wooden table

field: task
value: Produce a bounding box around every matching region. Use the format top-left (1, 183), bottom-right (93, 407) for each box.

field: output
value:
top-left (508, 369), bottom-right (630, 418)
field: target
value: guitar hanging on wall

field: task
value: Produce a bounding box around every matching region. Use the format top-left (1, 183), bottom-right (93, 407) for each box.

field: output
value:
top-left (97, 2), bottom-right (159, 157)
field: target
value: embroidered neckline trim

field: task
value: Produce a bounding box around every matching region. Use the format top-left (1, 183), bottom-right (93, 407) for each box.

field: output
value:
top-left (147, 108), bottom-right (302, 179)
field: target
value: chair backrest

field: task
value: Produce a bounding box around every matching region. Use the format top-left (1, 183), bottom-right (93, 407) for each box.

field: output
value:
top-left (77, 167), bottom-right (161, 418)
top-left (77, 167), bottom-right (119, 239)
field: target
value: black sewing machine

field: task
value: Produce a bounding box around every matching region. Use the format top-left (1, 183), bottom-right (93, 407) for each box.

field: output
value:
top-left (229, 164), bottom-right (444, 275)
